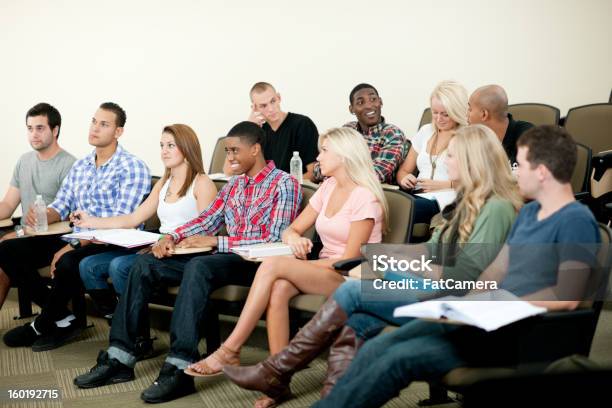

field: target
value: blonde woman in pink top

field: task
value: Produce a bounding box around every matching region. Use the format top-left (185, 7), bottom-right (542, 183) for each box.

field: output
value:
top-left (186, 127), bottom-right (388, 405)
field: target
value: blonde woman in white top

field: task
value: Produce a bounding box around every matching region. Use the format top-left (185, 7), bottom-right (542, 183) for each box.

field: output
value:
top-left (396, 80), bottom-right (468, 228)
top-left (72, 124), bottom-right (216, 314)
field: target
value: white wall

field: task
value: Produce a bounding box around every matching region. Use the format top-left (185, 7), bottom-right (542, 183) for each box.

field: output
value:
top-left (1, 0), bottom-right (611, 206)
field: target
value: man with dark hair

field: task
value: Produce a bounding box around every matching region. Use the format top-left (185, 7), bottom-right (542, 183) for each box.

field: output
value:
top-left (308, 125), bottom-right (601, 407)
top-left (0, 103), bottom-right (76, 310)
top-left (516, 125), bottom-right (576, 183)
top-left (2, 102), bottom-right (150, 350)
top-left (314, 83), bottom-right (407, 184)
top-left (245, 82), bottom-right (319, 181)
top-left (468, 84), bottom-right (534, 167)
top-left (99, 102), bottom-right (127, 128)
top-left (74, 121), bottom-right (301, 403)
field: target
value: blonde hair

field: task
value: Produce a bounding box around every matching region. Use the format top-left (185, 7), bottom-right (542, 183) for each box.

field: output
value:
top-left (439, 124), bottom-right (522, 243)
top-left (430, 80), bottom-right (469, 135)
top-left (319, 127), bottom-right (389, 233)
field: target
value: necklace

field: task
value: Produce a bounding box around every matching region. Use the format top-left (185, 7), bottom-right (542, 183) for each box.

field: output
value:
top-left (428, 130), bottom-right (450, 179)
top-left (165, 186), bottom-right (173, 200)
top-left (165, 177), bottom-right (179, 200)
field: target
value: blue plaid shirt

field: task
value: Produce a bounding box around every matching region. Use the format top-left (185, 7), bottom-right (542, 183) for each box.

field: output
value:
top-left (49, 144), bottom-right (150, 232)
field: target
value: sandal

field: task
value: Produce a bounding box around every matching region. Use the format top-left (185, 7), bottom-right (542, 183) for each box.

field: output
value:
top-left (184, 344), bottom-right (240, 377)
top-left (254, 389), bottom-right (292, 408)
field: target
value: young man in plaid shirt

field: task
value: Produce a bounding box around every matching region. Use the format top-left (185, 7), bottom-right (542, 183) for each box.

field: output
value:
top-left (2, 102), bottom-right (150, 350)
top-left (74, 121), bottom-right (302, 403)
top-left (345, 83), bottom-right (407, 184)
top-left (313, 83), bottom-right (407, 184)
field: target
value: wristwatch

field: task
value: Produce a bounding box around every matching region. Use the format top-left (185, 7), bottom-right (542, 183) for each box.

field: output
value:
top-left (69, 239), bottom-right (82, 249)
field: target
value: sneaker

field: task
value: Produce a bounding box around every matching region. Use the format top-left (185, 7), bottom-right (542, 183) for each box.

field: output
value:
top-left (3, 323), bottom-right (42, 347)
top-left (31, 322), bottom-right (84, 352)
top-left (74, 350), bottom-right (134, 388)
top-left (140, 362), bottom-right (195, 403)
top-left (135, 336), bottom-right (155, 361)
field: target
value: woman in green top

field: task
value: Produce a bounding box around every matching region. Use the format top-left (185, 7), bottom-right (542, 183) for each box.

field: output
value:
top-left (222, 124), bottom-right (523, 408)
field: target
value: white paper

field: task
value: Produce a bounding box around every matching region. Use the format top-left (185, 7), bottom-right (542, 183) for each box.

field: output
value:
top-left (393, 289), bottom-right (547, 332)
top-left (62, 229), bottom-right (161, 248)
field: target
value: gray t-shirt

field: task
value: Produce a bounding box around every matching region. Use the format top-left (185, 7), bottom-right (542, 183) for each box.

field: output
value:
top-left (10, 149), bottom-right (76, 224)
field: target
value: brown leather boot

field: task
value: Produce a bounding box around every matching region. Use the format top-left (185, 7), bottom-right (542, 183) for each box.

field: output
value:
top-left (320, 325), bottom-right (365, 398)
top-left (223, 298), bottom-right (348, 398)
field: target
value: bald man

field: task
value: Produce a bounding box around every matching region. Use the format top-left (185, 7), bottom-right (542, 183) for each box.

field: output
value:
top-left (467, 85), bottom-right (533, 166)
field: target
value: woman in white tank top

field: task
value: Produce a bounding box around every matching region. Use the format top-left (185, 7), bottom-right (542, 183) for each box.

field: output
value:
top-left (71, 124), bottom-right (217, 317)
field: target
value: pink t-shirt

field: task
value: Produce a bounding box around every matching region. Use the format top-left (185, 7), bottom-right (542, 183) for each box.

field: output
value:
top-left (309, 177), bottom-right (383, 259)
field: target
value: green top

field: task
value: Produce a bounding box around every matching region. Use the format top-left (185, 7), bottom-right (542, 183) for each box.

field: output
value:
top-left (426, 196), bottom-right (517, 283)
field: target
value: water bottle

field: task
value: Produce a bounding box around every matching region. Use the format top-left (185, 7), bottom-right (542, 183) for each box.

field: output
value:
top-left (290, 151), bottom-right (303, 185)
top-left (34, 194), bottom-right (48, 233)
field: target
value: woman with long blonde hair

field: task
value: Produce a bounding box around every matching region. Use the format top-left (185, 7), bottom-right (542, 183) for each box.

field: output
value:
top-left (185, 127), bottom-right (387, 407)
top-left (223, 124), bottom-right (522, 405)
top-left (397, 80), bottom-right (469, 230)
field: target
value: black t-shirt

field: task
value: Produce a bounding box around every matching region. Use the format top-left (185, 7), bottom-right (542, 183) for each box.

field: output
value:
top-left (262, 112), bottom-right (319, 173)
top-left (503, 113), bottom-right (534, 165)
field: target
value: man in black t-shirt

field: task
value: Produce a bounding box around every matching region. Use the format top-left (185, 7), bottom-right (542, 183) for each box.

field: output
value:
top-left (467, 84), bottom-right (533, 167)
top-left (245, 82), bottom-right (319, 181)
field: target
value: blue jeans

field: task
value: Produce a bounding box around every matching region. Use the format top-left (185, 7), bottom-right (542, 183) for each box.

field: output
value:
top-left (79, 249), bottom-right (138, 295)
top-left (313, 320), bottom-right (466, 408)
top-left (412, 195), bottom-right (441, 225)
top-left (333, 279), bottom-right (418, 340)
top-left (107, 253), bottom-right (259, 369)
top-left (315, 315), bottom-right (526, 407)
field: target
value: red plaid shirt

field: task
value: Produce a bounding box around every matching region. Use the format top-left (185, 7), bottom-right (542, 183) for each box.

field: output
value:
top-left (344, 118), bottom-right (407, 184)
top-left (170, 161), bottom-right (301, 252)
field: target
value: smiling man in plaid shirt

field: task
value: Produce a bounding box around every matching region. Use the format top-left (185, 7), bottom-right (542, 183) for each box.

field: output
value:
top-left (2, 102), bottom-right (150, 351)
top-left (345, 83), bottom-right (407, 184)
top-left (312, 83), bottom-right (407, 184)
top-left (74, 121), bottom-right (301, 403)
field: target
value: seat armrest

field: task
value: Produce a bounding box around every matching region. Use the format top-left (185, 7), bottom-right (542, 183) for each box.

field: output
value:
top-left (333, 257), bottom-right (365, 273)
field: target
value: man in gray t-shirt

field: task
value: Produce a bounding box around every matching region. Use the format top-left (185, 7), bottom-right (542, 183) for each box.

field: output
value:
top-left (0, 103), bottom-right (75, 229)
top-left (0, 102), bottom-right (75, 309)
top-left (10, 150), bottom-right (75, 225)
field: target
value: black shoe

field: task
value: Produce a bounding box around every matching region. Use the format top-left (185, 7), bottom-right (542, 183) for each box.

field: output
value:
top-left (135, 337), bottom-right (156, 361)
top-left (88, 289), bottom-right (118, 318)
top-left (140, 363), bottom-right (195, 403)
top-left (31, 322), bottom-right (84, 352)
top-left (3, 323), bottom-right (42, 347)
top-left (74, 350), bottom-right (135, 388)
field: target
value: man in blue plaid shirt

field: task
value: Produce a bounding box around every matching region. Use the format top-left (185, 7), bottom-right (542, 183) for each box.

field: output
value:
top-left (2, 102), bottom-right (150, 351)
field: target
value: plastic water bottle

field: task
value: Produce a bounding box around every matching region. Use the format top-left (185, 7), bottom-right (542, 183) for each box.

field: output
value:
top-left (290, 151), bottom-right (303, 185)
top-left (34, 194), bottom-right (48, 233)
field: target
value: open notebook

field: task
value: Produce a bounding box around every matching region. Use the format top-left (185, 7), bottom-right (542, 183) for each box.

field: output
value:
top-left (231, 242), bottom-right (293, 259)
top-left (62, 229), bottom-right (161, 248)
top-left (393, 289), bottom-right (547, 332)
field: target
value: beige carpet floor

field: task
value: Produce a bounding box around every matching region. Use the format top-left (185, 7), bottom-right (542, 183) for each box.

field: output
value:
top-left (1, 291), bottom-right (611, 408)
top-left (0, 292), bottom-right (450, 408)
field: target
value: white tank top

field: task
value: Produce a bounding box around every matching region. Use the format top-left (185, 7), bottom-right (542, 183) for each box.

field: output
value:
top-left (157, 177), bottom-right (200, 234)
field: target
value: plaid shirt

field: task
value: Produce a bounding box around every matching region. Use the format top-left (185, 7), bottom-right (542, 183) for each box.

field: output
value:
top-left (170, 161), bottom-right (301, 253)
top-left (344, 118), bottom-right (407, 184)
top-left (49, 144), bottom-right (150, 233)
